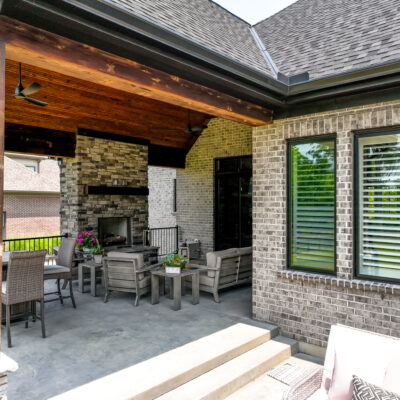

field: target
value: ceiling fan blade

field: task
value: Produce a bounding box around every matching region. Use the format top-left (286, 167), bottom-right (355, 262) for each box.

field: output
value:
top-left (21, 82), bottom-right (42, 96)
top-left (23, 96), bottom-right (48, 107)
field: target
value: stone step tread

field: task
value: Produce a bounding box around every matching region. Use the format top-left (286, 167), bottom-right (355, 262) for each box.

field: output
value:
top-left (157, 336), bottom-right (297, 400)
top-left (225, 355), bottom-right (324, 400)
top-left (48, 323), bottom-right (275, 400)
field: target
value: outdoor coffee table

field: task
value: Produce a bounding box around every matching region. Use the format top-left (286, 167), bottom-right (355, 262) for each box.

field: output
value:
top-left (151, 266), bottom-right (201, 311)
top-left (78, 260), bottom-right (103, 297)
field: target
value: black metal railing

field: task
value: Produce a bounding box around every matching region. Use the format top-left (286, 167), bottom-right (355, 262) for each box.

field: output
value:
top-left (143, 226), bottom-right (179, 256)
top-left (3, 234), bottom-right (68, 255)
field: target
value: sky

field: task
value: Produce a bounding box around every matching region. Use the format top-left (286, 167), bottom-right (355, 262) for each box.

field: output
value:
top-left (214, 0), bottom-right (298, 25)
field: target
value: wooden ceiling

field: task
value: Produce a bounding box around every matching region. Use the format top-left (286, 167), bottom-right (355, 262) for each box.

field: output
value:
top-left (5, 59), bottom-right (210, 150)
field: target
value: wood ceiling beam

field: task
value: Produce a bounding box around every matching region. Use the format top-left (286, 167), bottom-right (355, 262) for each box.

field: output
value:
top-left (0, 16), bottom-right (273, 126)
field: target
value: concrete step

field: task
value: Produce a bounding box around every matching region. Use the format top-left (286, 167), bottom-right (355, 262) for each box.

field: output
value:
top-left (157, 336), bottom-right (297, 400)
top-left (48, 323), bottom-right (277, 400)
top-left (225, 354), bottom-right (324, 400)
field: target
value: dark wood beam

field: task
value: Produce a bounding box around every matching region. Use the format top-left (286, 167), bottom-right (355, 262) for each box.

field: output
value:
top-left (0, 16), bottom-right (273, 126)
top-left (4, 123), bottom-right (76, 158)
top-left (148, 145), bottom-right (186, 169)
top-left (84, 186), bottom-right (149, 196)
top-left (0, 40), bottom-right (5, 347)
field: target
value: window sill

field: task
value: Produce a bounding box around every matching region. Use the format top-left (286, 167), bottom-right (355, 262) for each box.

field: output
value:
top-left (277, 270), bottom-right (400, 295)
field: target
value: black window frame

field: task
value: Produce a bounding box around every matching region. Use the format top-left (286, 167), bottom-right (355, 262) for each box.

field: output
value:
top-left (287, 134), bottom-right (337, 274)
top-left (354, 127), bottom-right (400, 284)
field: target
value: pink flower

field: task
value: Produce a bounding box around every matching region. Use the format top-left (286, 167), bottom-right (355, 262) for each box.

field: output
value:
top-left (78, 238), bottom-right (83, 244)
top-left (78, 234), bottom-right (82, 238)
top-left (88, 233), bottom-right (92, 236)
top-left (91, 238), bottom-right (96, 242)
top-left (84, 232), bottom-right (89, 236)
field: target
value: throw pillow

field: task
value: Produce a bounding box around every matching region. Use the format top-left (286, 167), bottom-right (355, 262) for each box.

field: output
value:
top-left (353, 375), bottom-right (400, 400)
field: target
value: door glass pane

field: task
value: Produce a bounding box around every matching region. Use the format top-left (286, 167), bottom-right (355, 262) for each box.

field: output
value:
top-left (289, 139), bottom-right (335, 272)
top-left (358, 132), bottom-right (400, 280)
top-left (216, 175), bottom-right (239, 249)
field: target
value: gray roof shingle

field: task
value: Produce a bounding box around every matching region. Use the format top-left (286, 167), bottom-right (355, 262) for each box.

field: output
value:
top-left (105, 0), bottom-right (274, 75)
top-left (254, 0), bottom-right (400, 79)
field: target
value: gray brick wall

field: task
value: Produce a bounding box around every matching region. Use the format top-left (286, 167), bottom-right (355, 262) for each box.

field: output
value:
top-left (60, 136), bottom-right (148, 243)
top-left (176, 118), bottom-right (252, 258)
top-left (253, 100), bottom-right (400, 347)
top-left (148, 166), bottom-right (176, 228)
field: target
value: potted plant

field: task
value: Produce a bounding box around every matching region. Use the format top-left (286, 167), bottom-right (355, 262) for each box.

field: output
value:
top-left (162, 253), bottom-right (188, 274)
top-left (90, 246), bottom-right (105, 264)
top-left (77, 232), bottom-right (98, 254)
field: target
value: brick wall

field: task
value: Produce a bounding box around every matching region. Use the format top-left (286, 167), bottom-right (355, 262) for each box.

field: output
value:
top-left (60, 136), bottom-right (148, 242)
top-left (253, 100), bottom-right (400, 347)
top-left (148, 166), bottom-right (176, 228)
top-left (176, 118), bottom-right (252, 257)
top-left (3, 194), bottom-right (60, 238)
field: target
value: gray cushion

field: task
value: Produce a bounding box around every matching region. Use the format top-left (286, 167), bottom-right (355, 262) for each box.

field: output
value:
top-left (238, 246), bottom-right (252, 255)
top-left (44, 264), bottom-right (70, 275)
top-left (206, 248), bottom-right (238, 268)
top-left (106, 252), bottom-right (144, 269)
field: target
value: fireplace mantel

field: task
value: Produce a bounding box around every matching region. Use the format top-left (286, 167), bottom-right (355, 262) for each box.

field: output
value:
top-left (84, 185), bottom-right (149, 196)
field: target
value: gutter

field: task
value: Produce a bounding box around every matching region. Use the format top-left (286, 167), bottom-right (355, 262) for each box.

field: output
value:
top-left (1, 0), bottom-right (400, 111)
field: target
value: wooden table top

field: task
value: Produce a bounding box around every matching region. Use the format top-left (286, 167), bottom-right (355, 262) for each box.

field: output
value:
top-left (151, 265), bottom-right (203, 278)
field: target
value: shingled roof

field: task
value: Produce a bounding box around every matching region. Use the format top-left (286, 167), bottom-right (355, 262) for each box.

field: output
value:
top-left (106, 0), bottom-right (273, 75)
top-left (106, 0), bottom-right (400, 81)
top-left (254, 0), bottom-right (400, 79)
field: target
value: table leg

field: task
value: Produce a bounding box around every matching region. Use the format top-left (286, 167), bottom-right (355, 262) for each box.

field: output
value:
top-left (78, 264), bottom-right (84, 293)
top-left (151, 275), bottom-right (160, 305)
top-left (192, 272), bottom-right (200, 305)
top-left (160, 277), bottom-right (165, 296)
top-left (172, 276), bottom-right (181, 311)
top-left (90, 266), bottom-right (96, 297)
top-left (169, 277), bottom-right (174, 299)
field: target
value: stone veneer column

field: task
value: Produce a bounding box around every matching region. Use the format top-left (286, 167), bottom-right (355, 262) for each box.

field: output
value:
top-left (60, 136), bottom-right (148, 242)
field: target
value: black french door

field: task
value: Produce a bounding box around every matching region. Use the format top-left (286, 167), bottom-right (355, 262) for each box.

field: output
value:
top-left (214, 155), bottom-right (252, 250)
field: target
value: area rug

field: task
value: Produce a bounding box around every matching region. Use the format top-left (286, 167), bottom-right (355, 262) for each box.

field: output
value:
top-left (267, 363), bottom-right (317, 386)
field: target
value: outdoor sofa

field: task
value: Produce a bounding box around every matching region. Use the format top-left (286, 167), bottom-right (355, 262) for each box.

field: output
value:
top-left (284, 324), bottom-right (400, 399)
top-left (185, 247), bottom-right (252, 302)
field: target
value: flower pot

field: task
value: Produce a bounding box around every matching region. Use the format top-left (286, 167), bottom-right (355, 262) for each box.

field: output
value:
top-left (94, 255), bottom-right (103, 264)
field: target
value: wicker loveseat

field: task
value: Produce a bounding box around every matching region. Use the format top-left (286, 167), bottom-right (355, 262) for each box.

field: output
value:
top-left (186, 247), bottom-right (252, 303)
top-left (283, 324), bottom-right (400, 400)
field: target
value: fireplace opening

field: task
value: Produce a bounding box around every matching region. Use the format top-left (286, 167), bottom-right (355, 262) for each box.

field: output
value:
top-left (98, 217), bottom-right (131, 247)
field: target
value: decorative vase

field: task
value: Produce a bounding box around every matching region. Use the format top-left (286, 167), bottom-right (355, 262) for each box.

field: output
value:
top-left (94, 255), bottom-right (103, 264)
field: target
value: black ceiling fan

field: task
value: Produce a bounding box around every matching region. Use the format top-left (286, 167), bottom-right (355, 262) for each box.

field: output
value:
top-left (150, 110), bottom-right (208, 137)
top-left (14, 63), bottom-right (48, 107)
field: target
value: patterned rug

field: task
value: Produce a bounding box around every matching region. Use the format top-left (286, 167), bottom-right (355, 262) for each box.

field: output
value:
top-left (267, 362), bottom-right (317, 386)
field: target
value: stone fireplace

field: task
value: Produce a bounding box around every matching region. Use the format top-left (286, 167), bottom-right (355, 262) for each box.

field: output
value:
top-left (60, 135), bottom-right (148, 242)
top-left (98, 217), bottom-right (131, 247)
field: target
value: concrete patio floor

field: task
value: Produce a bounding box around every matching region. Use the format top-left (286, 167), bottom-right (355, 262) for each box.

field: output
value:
top-left (2, 281), bottom-right (274, 400)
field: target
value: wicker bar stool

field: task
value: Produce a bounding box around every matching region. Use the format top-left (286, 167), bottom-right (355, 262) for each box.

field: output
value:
top-left (44, 237), bottom-right (76, 308)
top-left (2, 250), bottom-right (47, 348)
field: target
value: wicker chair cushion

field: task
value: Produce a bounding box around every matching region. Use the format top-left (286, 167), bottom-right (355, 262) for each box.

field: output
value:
top-left (44, 265), bottom-right (70, 276)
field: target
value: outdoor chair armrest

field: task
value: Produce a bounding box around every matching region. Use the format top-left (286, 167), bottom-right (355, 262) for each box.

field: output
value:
top-left (282, 368), bottom-right (323, 400)
top-left (194, 264), bottom-right (219, 271)
top-left (139, 262), bottom-right (163, 272)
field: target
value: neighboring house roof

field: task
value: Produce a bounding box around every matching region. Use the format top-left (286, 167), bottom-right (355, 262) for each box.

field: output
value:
top-left (254, 0), bottom-right (400, 79)
top-left (4, 157), bottom-right (60, 193)
top-left (107, 0), bottom-right (400, 81)
top-left (106, 0), bottom-right (274, 75)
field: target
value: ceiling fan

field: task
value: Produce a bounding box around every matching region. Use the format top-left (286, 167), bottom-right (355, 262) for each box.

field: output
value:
top-left (14, 63), bottom-right (48, 107)
top-left (151, 110), bottom-right (208, 137)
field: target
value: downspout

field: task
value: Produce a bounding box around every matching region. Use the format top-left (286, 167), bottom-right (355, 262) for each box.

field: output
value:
top-left (250, 26), bottom-right (280, 78)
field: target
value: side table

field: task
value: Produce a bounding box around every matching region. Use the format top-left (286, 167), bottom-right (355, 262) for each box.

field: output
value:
top-left (78, 261), bottom-right (103, 297)
top-left (151, 266), bottom-right (200, 311)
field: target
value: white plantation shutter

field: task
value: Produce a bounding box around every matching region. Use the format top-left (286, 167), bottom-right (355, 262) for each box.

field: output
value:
top-left (289, 139), bottom-right (335, 272)
top-left (358, 133), bottom-right (400, 280)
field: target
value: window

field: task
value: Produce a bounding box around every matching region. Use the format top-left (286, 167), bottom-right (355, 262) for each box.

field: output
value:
top-left (24, 165), bottom-right (37, 172)
top-left (288, 137), bottom-right (336, 272)
top-left (355, 130), bottom-right (400, 281)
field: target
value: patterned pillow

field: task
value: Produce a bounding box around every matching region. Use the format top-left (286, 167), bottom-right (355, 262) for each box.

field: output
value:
top-left (353, 375), bottom-right (400, 400)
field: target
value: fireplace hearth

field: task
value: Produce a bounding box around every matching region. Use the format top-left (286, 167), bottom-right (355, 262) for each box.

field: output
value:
top-left (98, 217), bottom-right (131, 247)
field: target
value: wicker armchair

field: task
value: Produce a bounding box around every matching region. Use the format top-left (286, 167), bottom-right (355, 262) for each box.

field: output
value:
top-left (2, 250), bottom-right (47, 347)
top-left (44, 237), bottom-right (76, 308)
